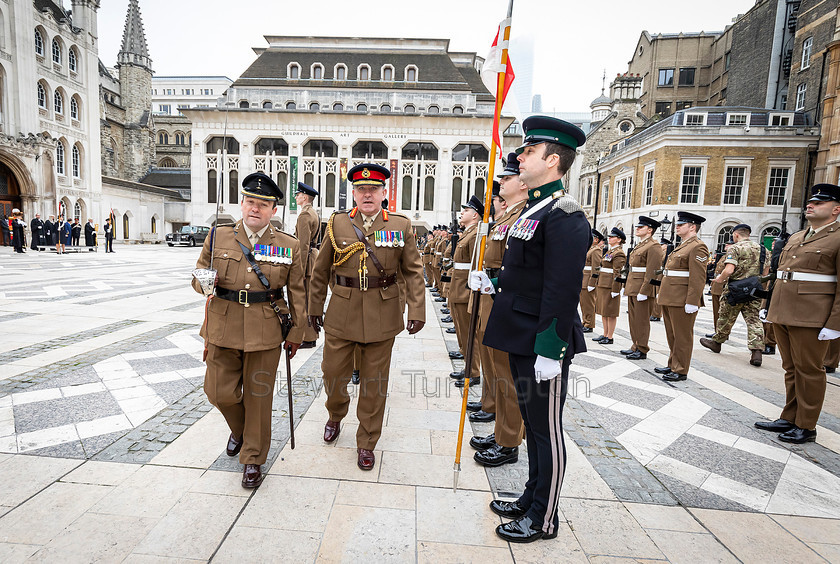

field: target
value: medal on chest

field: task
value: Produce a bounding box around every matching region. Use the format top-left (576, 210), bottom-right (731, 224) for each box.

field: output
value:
top-left (375, 230), bottom-right (404, 247)
top-left (491, 225), bottom-right (509, 241)
top-left (254, 244), bottom-right (292, 264)
top-left (510, 218), bottom-right (539, 241)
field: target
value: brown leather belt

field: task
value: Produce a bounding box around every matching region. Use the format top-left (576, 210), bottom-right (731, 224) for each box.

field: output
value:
top-left (215, 286), bottom-right (283, 305)
top-left (335, 273), bottom-right (397, 289)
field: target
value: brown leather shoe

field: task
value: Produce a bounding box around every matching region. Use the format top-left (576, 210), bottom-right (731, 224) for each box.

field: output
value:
top-left (226, 433), bottom-right (243, 457)
top-left (357, 448), bottom-right (375, 470)
top-left (324, 420), bottom-right (341, 443)
top-left (750, 349), bottom-right (763, 366)
top-left (700, 338), bottom-right (721, 353)
top-left (241, 464), bottom-right (264, 488)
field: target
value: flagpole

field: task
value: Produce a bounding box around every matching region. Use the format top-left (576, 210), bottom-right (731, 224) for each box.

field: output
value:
top-left (454, 0), bottom-right (514, 492)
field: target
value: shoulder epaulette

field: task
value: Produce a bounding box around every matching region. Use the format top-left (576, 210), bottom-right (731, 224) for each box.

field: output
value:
top-left (551, 193), bottom-right (583, 215)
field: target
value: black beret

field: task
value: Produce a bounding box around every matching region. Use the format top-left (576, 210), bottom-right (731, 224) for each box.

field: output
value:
top-left (732, 223), bottom-right (751, 233)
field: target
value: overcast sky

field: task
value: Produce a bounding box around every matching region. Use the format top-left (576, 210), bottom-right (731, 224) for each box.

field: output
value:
top-left (95, 0), bottom-right (758, 115)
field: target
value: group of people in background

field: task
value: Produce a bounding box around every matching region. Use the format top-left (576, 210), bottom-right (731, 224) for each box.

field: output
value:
top-left (1, 210), bottom-right (102, 253)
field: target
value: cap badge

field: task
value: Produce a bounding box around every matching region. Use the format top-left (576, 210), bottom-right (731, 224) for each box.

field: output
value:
top-left (362, 168), bottom-right (371, 178)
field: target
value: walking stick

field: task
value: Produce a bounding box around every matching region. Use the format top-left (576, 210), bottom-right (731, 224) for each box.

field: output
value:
top-left (285, 344), bottom-right (296, 449)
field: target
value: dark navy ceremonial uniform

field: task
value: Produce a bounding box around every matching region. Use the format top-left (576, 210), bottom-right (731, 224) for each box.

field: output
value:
top-left (483, 178), bottom-right (591, 537)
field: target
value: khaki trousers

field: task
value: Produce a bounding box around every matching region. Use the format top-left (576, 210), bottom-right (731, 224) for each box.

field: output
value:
top-left (764, 322), bottom-right (777, 347)
top-left (476, 333), bottom-right (497, 415)
top-left (825, 338), bottom-right (840, 369)
top-left (302, 276), bottom-right (319, 342)
top-left (323, 334), bottom-right (395, 450)
top-left (204, 344), bottom-right (282, 465)
top-left (627, 296), bottom-right (652, 354)
top-left (652, 300), bottom-right (662, 319)
top-left (487, 344), bottom-right (524, 447)
top-left (775, 324), bottom-right (828, 430)
top-left (579, 287), bottom-right (596, 329)
top-left (662, 305), bottom-right (698, 375)
top-left (453, 302), bottom-right (481, 378)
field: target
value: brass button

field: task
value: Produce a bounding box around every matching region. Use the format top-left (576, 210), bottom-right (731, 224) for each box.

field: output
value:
top-left (247, 267), bottom-right (252, 273)
top-left (498, 288), bottom-right (502, 293)
top-left (501, 266), bottom-right (505, 271)
top-left (223, 253), bottom-right (228, 257)
top-left (245, 284), bottom-right (251, 289)
top-left (244, 303), bottom-right (250, 307)
top-left (505, 245), bottom-right (509, 250)
top-left (792, 256), bottom-right (796, 259)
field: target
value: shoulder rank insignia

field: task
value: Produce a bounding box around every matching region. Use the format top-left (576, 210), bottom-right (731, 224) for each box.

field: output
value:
top-left (254, 244), bottom-right (293, 264)
top-left (375, 230), bottom-right (404, 247)
top-left (510, 218), bottom-right (539, 241)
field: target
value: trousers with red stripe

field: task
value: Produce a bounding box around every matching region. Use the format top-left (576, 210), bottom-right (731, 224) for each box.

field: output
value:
top-left (509, 353), bottom-right (569, 536)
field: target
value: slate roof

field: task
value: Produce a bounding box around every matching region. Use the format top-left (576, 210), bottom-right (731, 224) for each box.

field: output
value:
top-left (140, 168), bottom-right (191, 191)
top-left (34, 0), bottom-right (69, 23)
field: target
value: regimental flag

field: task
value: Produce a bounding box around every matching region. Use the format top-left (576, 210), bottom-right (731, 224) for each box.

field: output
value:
top-left (481, 17), bottom-right (515, 155)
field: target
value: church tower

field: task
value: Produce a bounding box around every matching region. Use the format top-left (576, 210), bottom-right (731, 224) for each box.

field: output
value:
top-left (117, 0), bottom-right (154, 181)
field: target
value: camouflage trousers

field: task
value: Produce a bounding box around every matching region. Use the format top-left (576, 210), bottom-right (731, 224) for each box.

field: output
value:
top-left (713, 291), bottom-right (765, 350)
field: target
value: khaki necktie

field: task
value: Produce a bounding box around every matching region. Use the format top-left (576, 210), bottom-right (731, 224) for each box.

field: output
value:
top-left (250, 232), bottom-right (259, 248)
top-left (805, 229), bottom-right (816, 240)
top-left (363, 216), bottom-right (374, 231)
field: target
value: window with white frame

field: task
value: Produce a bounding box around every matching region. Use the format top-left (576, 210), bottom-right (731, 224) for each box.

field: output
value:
top-left (52, 39), bottom-right (62, 65)
top-left (727, 113), bottom-right (749, 126)
top-left (601, 182), bottom-right (609, 212)
top-left (722, 166), bottom-right (746, 205)
top-left (585, 179), bottom-right (593, 206)
top-left (381, 65), bottom-right (394, 81)
top-left (802, 37), bottom-right (813, 70)
top-left (311, 63), bottom-right (323, 80)
top-left (405, 66), bottom-right (418, 82)
top-left (614, 176), bottom-right (632, 210)
top-left (35, 29), bottom-right (44, 56)
top-left (643, 167), bottom-right (654, 206)
top-left (288, 63), bottom-right (300, 79)
top-left (72, 145), bottom-right (81, 178)
top-left (70, 97), bottom-right (79, 120)
top-left (767, 167), bottom-right (791, 205)
top-left (56, 141), bottom-right (65, 175)
top-left (679, 165), bottom-right (704, 204)
top-left (684, 113), bottom-right (706, 126)
top-left (358, 64), bottom-right (370, 81)
top-left (201, 88), bottom-right (213, 95)
top-left (795, 83), bottom-right (807, 111)
top-left (770, 113), bottom-right (792, 126)
top-left (37, 82), bottom-right (47, 108)
top-left (68, 48), bottom-right (77, 72)
top-left (335, 64), bottom-right (347, 81)
top-left (54, 90), bottom-right (63, 114)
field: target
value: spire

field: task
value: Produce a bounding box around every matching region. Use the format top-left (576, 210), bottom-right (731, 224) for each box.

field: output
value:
top-left (601, 69), bottom-right (606, 96)
top-left (118, 0), bottom-right (152, 71)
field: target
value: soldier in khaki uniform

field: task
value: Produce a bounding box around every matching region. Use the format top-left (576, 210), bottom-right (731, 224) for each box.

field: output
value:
top-left (193, 172), bottom-right (306, 488)
top-left (294, 182), bottom-right (321, 348)
top-left (422, 231), bottom-right (435, 286)
top-left (700, 224), bottom-right (765, 366)
top-left (433, 228), bottom-right (447, 292)
top-left (620, 216), bottom-right (663, 360)
top-left (309, 163), bottom-right (425, 470)
top-left (650, 238), bottom-right (671, 322)
top-left (593, 227), bottom-right (626, 345)
top-left (755, 183), bottom-right (840, 443)
top-left (580, 230), bottom-right (604, 333)
top-left (654, 212), bottom-right (709, 381)
top-left (450, 197), bottom-right (483, 390)
top-left (470, 155), bottom-right (526, 467)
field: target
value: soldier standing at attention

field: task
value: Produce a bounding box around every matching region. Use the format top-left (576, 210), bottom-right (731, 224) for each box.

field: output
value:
top-left (755, 183), bottom-right (840, 443)
top-left (475, 116), bottom-right (590, 543)
top-left (700, 224), bottom-right (765, 366)
top-left (580, 230), bottom-right (604, 334)
top-left (309, 163), bottom-right (425, 471)
top-left (654, 212), bottom-right (709, 382)
top-left (620, 216), bottom-right (664, 360)
top-left (470, 155), bottom-right (528, 467)
top-left (593, 227), bottom-right (626, 345)
top-left (294, 182), bottom-right (321, 349)
top-left (650, 238), bottom-right (670, 322)
top-left (451, 196), bottom-right (483, 390)
top-left (707, 240), bottom-right (734, 337)
top-left (193, 172), bottom-right (306, 488)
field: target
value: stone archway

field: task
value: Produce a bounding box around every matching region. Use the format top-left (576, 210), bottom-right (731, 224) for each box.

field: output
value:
top-left (0, 150), bottom-right (35, 218)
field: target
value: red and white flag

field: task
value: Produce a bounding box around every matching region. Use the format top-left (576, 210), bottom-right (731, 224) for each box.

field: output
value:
top-left (481, 18), bottom-right (515, 154)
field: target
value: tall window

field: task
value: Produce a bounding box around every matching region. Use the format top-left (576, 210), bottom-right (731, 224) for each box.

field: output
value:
top-left (644, 169), bottom-right (654, 206)
top-left (614, 177), bottom-right (631, 210)
top-left (358, 65), bottom-right (370, 81)
top-left (72, 145), bottom-right (80, 178)
top-left (585, 179), bottom-right (593, 206)
top-left (802, 37), bottom-right (813, 70)
top-left (601, 182), bottom-right (609, 213)
top-left (229, 170), bottom-right (238, 205)
top-left (35, 29), bottom-right (44, 56)
top-left (658, 68), bottom-right (674, 86)
top-left (56, 141), bottom-right (65, 175)
top-left (74, 202), bottom-right (82, 222)
top-left (405, 66), bottom-right (417, 82)
top-left (795, 83), bottom-right (807, 111)
top-left (311, 64), bottom-right (323, 80)
top-left (335, 65), bottom-right (347, 80)
top-left (723, 166), bottom-right (746, 205)
top-left (37, 83), bottom-right (47, 108)
top-left (207, 170), bottom-right (217, 203)
top-left (382, 65), bottom-right (394, 81)
top-left (158, 132), bottom-right (169, 144)
top-left (68, 48), bottom-right (77, 72)
top-left (402, 176), bottom-right (413, 211)
top-left (767, 168), bottom-right (790, 205)
top-left (678, 68), bottom-right (695, 86)
top-left (288, 64), bottom-right (300, 79)
top-left (175, 133), bottom-right (186, 145)
top-left (680, 166), bottom-right (703, 204)
top-left (424, 176), bottom-right (435, 211)
top-left (52, 39), bottom-right (61, 65)
top-left (70, 97), bottom-right (79, 120)
top-left (54, 90), bottom-right (63, 114)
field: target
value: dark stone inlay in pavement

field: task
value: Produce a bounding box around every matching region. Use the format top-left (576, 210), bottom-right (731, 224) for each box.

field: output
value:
top-left (594, 380), bottom-right (673, 412)
top-left (149, 379), bottom-right (200, 404)
top-left (128, 354), bottom-right (203, 376)
top-left (713, 447), bottom-right (785, 494)
top-left (132, 337), bottom-right (179, 353)
top-left (26, 367), bottom-right (100, 391)
top-left (661, 434), bottom-right (732, 475)
top-left (13, 391), bottom-right (122, 434)
top-left (0, 312), bottom-right (30, 323)
top-left (25, 440), bottom-right (88, 460)
top-left (579, 403), bottom-right (642, 439)
top-left (651, 469), bottom-right (755, 512)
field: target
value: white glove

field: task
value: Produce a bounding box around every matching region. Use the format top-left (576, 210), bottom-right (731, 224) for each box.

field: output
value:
top-left (468, 270), bottom-right (495, 294)
top-left (759, 309), bottom-right (767, 322)
top-left (620, 288), bottom-right (625, 297)
top-left (637, 294), bottom-right (648, 302)
top-left (818, 328), bottom-right (840, 341)
top-left (684, 304), bottom-right (699, 314)
top-left (587, 286), bottom-right (595, 292)
top-left (534, 355), bottom-right (562, 383)
top-left (611, 292), bottom-right (619, 298)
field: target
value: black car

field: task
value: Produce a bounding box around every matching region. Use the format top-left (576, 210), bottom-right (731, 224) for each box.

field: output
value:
top-left (166, 225), bottom-right (210, 247)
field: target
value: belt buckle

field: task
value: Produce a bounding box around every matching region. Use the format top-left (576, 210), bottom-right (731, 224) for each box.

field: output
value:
top-left (238, 290), bottom-right (250, 307)
top-left (663, 269), bottom-right (669, 276)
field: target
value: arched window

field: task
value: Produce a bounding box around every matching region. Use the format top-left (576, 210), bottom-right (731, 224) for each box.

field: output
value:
top-left (452, 143), bottom-right (488, 162)
top-left (70, 96), bottom-right (79, 120)
top-left (405, 66), bottom-right (418, 82)
top-left (159, 158), bottom-right (177, 167)
top-left (352, 141), bottom-right (388, 159)
top-left (401, 142), bottom-right (438, 160)
top-left (54, 90), bottom-right (63, 114)
top-left (74, 201), bottom-right (82, 222)
top-left (760, 226), bottom-right (781, 249)
top-left (158, 131), bottom-right (169, 144)
top-left (404, 104), bottom-right (416, 113)
top-left (206, 136), bottom-right (239, 154)
top-left (356, 103), bottom-right (367, 112)
top-left (335, 64), bottom-right (347, 81)
top-left (151, 216), bottom-right (157, 234)
top-left (174, 132), bottom-right (186, 145)
top-left (452, 105), bottom-right (464, 115)
top-left (303, 139), bottom-right (337, 157)
top-left (716, 225), bottom-right (735, 251)
top-left (37, 82), bottom-right (47, 108)
top-left (35, 29), bottom-right (44, 56)
top-left (288, 63), bottom-right (300, 79)
top-left (285, 101), bottom-right (296, 110)
top-left (332, 102), bottom-right (343, 111)
top-left (123, 213), bottom-right (130, 240)
top-left (56, 141), bottom-right (66, 175)
top-left (254, 138), bottom-right (289, 155)
top-left (427, 105), bottom-right (440, 114)
top-left (239, 100), bottom-right (249, 108)
top-left (72, 145), bottom-right (81, 178)
top-left (309, 102), bottom-right (320, 111)
top-left (358, 64), bottom-right (370, 81)
top-left (262, 101), bottom-right (272, 109)
top-left (68, 47), bottom-right (78, 72)
top-left (380, 104), bottom-right (391, 113)
top-left (311, 64), bottom-right (324, 80)
top-left (381, 65), bottom-right (394, 81)
top-left (52, 38), bottom-right (61, 65)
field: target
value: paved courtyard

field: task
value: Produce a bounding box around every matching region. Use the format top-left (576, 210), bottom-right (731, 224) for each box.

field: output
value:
top-left (1, 243), bottom-right (840, 562)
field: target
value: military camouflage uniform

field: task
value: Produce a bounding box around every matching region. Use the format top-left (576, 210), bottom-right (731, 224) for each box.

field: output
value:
top-left (712, 240), bottom-right (765, 350)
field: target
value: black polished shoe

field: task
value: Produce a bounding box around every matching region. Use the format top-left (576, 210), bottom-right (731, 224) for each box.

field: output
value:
top-left (440, 308), bottom-right (450, 314)
top-left (489, 498), bottom-right (527, 518)
top-left (241, 464), bottom-right (264, 488)
top-left (654, 366), bottom-right (672, 374)
top-left (469, 410), bottom-right (496, 422)
top-left (778, 426), bottom-right (817, 444)
top-left (705, 333), bottom-right (715, 339)
top-left (626, 351), bottom-right (647, 360)
top-left (226, 433), bottom-right (243, 457)
top-left (620, 349), bottom-right (635, 355)
top-left (496, 515), bottom-right (557, 543)
top-left (449, 351), bottom-right (465, 360)
top-left (599, 338), bottom-right (614, 345)
top-left (351, 369), bottom-right (360, 385)
top-left (475, 444), bottom-right (518, 467)
top-left (466, 401), bottom-right (482, 412)
top-left (450, 370), bottom-right (465, 380)
top-left (763, 345), bottom-right (776, 355)
top-left (470, 433), bottom-right (496, 451)
top-left (662, 372), bottom-right (687, 382)
top-left (435, 297), bottom-right (446, 302)
top-left (826, 366), bottom-right (836, 374)
top-left (441, 316), bottom-right (453, 323)
top-left (299, 340), bottom-right (317, 349)
top-left (755, 418), bottom-right (794, 432)
top-left (446, 327), bottom-right (457, 334)
top-left (582, 327), bottom-right (593, 333)
top-left (591, 334), bottom-right (606, 341)
top-left (455, 376), bottom-right (479, 388)
top-left (650, 316), bottom-right (661, 322)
